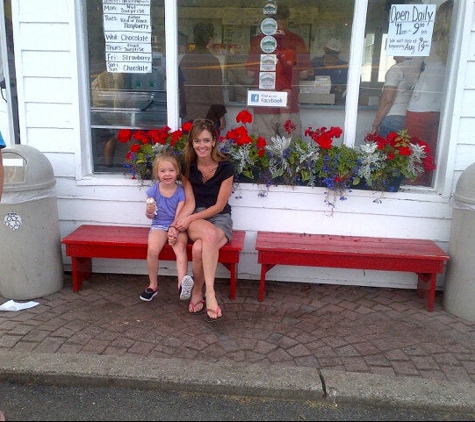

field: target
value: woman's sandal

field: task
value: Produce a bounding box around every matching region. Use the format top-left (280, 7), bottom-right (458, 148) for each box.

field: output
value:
top-left (189, 299), bottom-right (205, 315)
top-left (206, 305), bottom-right (223, 323)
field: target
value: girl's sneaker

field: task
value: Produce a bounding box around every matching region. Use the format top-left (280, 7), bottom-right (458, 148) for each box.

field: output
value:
top-left (179, 275), bottom-right (194, 301)
top-left (140, 288), bottom-right (158, 302)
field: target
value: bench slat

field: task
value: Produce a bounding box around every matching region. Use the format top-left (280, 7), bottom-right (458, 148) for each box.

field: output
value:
top-left (62, 225), bottom-right (245, 299)
top-left (255, 231), bottom-right (449, 311)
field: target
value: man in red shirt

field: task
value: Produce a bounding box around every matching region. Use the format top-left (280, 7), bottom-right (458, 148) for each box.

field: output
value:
top-left (246, 3), bottom-right (310, 141)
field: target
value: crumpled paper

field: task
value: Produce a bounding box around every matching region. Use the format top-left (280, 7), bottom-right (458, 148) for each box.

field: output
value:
top-left (0, 300), bottom-right (39, 311)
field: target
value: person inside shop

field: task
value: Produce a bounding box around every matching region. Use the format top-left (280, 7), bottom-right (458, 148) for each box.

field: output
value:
top-left (246, 3), bottom-right (311, 140)
top-left (404, 0), bottom-right (453, 186)
top-left (371, 56), bottom-right (422, 138)
top-left (170, 119), bottom-right (235, 322)
top-left (310, 38), bottom-right (348, 104)
top-left (179, 22), bottom-right (227, 131)
top-left (90, 70), bottom-right (126, 167)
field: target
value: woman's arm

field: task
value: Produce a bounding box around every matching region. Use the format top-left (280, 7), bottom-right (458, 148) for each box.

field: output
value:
top-left (372, 85), bottom-right (397, 133)
top-left (175, 175), bottom-right (233, 231)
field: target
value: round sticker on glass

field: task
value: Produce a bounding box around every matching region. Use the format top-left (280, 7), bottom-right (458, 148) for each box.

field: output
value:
top-left (260, 35), bottom-right (277, 53)
top-left (261, 18), bottom-right (277, 36)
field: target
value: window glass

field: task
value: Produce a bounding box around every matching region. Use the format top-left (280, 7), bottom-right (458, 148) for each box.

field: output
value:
top-left (86, 0), bottom-right (166, 172)
top-left (84, 0), bottom-right (453, 188)
top-left (358, 0), bottom-right (454, 187)
top-left (177, 0), bottom-right (354, 144)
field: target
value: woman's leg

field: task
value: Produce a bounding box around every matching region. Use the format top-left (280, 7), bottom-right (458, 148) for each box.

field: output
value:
top-left (187, 219), bottom-right (228, 317)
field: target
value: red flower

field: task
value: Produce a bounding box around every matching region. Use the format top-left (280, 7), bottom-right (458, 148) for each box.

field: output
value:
top-left (182, 120), bottom-right (193, 132)
top-left (226, 126), bottom-right (253, 146)
top-left (170, 129), bottom-right (184, 147)
top-left (132, 131), bottom-right (148, 144)
top-left (118, 129), bottom-right (132, 143)
top-left (284, 119), bottom-right (296, 134)
top-left (256, 136), bottom-right (267, 156)
top-left (130, 143), bottom-right (141, 153)
top-left (236, 110), bottom-right (253, 124)
top-left (305, 126), bottom-right (342, 149)
top-left (397, 146), bottom-right (412, 156)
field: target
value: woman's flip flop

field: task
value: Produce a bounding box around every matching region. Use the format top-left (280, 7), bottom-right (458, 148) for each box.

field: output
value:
top-left (206, 305), bottom-right (223, 323)
top-left (189, 299), bottom-right (205, 315)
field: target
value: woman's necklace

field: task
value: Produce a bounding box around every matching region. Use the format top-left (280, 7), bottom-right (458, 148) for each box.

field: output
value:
top-left (199, 163), bottom-right (218, 183)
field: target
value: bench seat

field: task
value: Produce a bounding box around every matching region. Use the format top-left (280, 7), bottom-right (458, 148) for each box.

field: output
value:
top-left (61, 224), bottom-right (245, 299)
top-left (255, 231), bottom-right (450, 311)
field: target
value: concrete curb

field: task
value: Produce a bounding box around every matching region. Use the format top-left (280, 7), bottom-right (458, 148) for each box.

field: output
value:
top-left (1, 352), bottom-right (475, 412)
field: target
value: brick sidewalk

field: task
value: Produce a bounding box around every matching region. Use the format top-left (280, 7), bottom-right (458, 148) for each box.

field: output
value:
top-left (1, 273), bottom-right (474, 383)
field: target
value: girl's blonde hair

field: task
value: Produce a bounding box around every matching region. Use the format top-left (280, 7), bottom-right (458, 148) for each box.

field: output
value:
top-left (152, 152), bottom-right (181, 181)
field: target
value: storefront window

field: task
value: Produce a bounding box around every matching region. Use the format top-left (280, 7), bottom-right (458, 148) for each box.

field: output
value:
top-left (357, 0), bottom-right (454, 187)
top-left (86, 0), bottom-right (166, 172)
top-left (86, 0), bottom-right (454, 189)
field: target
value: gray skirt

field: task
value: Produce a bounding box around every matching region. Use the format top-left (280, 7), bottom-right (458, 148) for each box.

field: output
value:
top-left (194, 207), bottom-right (233, 243)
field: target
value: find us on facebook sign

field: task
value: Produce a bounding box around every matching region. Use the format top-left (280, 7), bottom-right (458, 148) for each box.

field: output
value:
top-left (247, 90), bottom-right (288, 108)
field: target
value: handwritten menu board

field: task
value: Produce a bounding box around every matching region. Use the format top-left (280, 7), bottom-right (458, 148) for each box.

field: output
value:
top-left (386, 4), bottom-right (436, 57)
top-left (102, 0), bottom-right (152, 73)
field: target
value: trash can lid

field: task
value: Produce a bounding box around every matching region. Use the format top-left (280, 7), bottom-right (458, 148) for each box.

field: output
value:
top-left (2, 145), bottom-right (56, 192)
top-left (454, 162), bottom-right (475, 205)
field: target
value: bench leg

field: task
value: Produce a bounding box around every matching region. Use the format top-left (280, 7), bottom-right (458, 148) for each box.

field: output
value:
top-left (417, 273), bottom-right (436, 312)
top-left (71, 257), bottom-right (92, 292)
top-left (259, 264), bottom-right (276, 302)
top-left (221, 263), bottom-right (237, 300)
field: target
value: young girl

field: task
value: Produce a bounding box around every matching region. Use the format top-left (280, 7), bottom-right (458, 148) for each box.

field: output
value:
top-left (140, 152), bottom-right (194, 302)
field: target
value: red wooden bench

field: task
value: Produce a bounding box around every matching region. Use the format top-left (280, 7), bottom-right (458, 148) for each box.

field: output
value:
top-left (255, 231), bottom-right (450, 311)
top-left (61, 225), bottom-right (245, 299)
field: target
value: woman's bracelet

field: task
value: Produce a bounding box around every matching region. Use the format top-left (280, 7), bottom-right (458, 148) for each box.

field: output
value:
top-left (168, 225), bottom-right (178, 231)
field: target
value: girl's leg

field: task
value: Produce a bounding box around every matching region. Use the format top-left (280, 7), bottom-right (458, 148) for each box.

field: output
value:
top-left (172, 232), bottom-right (193, 300)
top-left (146, 229), bottom-right (167, 291)
top-left (172, 231), bottom-right (189, 283)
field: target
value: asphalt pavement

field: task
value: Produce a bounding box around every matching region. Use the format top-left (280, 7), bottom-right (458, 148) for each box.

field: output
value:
top-left (1, 272), bottom-right (475, 414)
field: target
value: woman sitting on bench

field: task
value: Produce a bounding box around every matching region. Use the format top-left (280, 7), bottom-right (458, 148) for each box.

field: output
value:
top-left (170, 119), bottom-right (235, 322)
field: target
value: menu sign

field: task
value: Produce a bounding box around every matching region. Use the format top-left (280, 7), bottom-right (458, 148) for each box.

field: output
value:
top-left (102, 0), bottom-right (152, 73)
top-left (386, 4), bottom-right (436, 56)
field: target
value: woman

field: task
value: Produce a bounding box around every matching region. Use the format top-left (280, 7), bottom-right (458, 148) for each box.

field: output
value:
top-left (170, 119), bottom-right (234, 322)
top-left (404, 0), bottom-right (453, 186)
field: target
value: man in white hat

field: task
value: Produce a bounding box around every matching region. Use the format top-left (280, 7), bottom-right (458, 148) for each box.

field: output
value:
top-left (310, 38), bottom-right (348, 104)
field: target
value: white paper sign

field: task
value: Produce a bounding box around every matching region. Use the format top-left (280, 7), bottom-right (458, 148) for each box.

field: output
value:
top-left (103, 0), bottom-right (152, 73)
top-left (386, 4), bottom-right (436, 57)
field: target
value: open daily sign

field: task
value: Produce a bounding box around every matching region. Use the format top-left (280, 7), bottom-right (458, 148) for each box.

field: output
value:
top-left (386, 4), bottom-right (436, 57)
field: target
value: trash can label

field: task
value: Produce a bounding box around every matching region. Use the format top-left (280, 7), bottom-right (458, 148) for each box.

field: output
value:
top-left (3, 212), bottom-right (22, 230)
